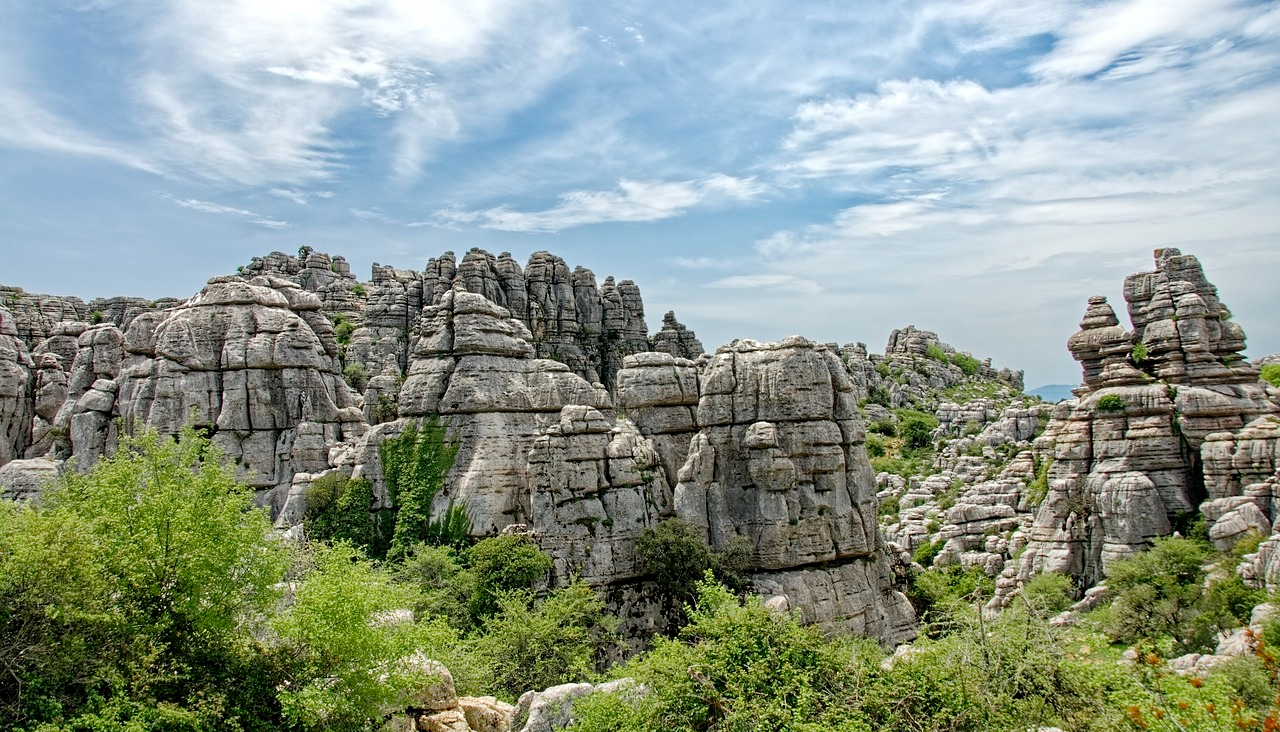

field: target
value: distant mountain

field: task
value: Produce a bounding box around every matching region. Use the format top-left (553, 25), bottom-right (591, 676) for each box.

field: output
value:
top-left (1029, 384), bottom-right (1076, 403)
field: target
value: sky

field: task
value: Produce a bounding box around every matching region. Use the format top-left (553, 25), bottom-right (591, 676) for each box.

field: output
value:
top-left (1, 0), bottom-right (1278, 388)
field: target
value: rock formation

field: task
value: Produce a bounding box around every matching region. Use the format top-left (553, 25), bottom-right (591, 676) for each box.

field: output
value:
top-left (670, 337), bottom-right (915, 641)
top-left (1014, 249), bottom-right (1280, 593)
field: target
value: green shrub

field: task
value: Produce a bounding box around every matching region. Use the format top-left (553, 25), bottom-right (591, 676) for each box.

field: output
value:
top-left (465, 534), bottom-right (553, 623)
top-left (949, 352), bottom-right (981, 375)
top-left (273, 543), bottom-right (464, 731)
top-left (304, 473), bottom-right (383, 556)
top-left (1096, 394), bottom-right (1126, 412)
top-left (1024, 457), bottom-right (1052, 507)
top-left (865, 433), bottom-right (886, 458)
top-left (1131, 342), bottom-right (1149, 364)
top-left (899, 413), bottom-right (937, 453)
top-left (636, 519), bottom-right (751, 613)
top-left (925, 343), bottom-right (948, 362)
top-left (868, 420), bottom-right (896, 437)
top-left (472, 580), bottom-right (620, 702)
top-left (1105, 536), bottom-right (1212, 653)
top-left (87, 310), bottom-right (104, 325)
top-left (1017, 572), bottom-right (1075, 617)
top-left (350, 282), bottom-right (367, 297)
top-left (342, 361), bottom-right (369, 391)
top-left (912, 538), bottom-right (944, 568)
top-left (1261, 363), bottom-right (1280, 388)
top-left (2, 427), bottom-right (291, 732)
top-left (570, 576), bottom-right (859, 732)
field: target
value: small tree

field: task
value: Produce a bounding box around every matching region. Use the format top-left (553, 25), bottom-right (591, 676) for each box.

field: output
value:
top-left (1105, 536), bottom-right (1211, 653)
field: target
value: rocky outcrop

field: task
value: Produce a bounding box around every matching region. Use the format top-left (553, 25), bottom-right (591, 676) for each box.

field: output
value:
top-left (649, 311), bottom-right (704, 361)
top-left (615, 352), bottom-right (701, 487)
top-left (103, 276), bottom-right (366, 509)
top-left (672, 337), bottom-right (915, 642)
top-left (374, 288), bottom-right (611, 535)
top-left (529, 407), bottom-right (671, 585)
top-left (0, 308), bottom-right (34, 466)
top-left (1014, 249), bottom-right (1280, 594)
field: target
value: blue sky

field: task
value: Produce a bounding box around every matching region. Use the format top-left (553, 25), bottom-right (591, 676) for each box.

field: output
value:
top-left (2, 0), bottom-right (1278, 387)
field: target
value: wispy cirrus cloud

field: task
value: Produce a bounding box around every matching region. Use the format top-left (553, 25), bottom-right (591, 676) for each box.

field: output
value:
top-left (435, 174), bottom-right (766, 232)
top-left (163, 194), bottom-right (289, 229)
top-left (268, 188), bottom-right (334, 206)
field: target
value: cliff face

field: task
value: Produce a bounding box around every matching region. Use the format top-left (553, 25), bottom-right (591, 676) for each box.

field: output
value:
top-left (1015, 248), bottom-right (1280, 591)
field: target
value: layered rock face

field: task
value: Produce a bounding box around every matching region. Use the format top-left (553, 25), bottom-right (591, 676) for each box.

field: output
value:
top-left (111, 276), bottom-right (365, 508)
top-left (378, 287), bottom-right (612, 535)
top-left (1016, 249), bottom-right (1280, 590)
top-left (671, 337), bottom-right (915, 641)
top-left (0, 308), bottom-right (34, 465)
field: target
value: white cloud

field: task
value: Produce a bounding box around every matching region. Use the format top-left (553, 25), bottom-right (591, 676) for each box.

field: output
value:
top-left (707, 274), bottom-right (822, 295)
top-left (269, 188), bottom-right (334, 205)
top-left (437, 175), bottom-right (765, 232)
top-left (1032, 0), bottom-right (1244, 80)
top-left (164, 194), bottom-right (289, 228)
top-left (106, 0), bottom-right (577, 185)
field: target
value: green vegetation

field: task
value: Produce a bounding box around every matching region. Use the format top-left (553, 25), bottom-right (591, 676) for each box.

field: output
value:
top-left (330, 313), bottom-right (357, 346)
top-left (1131, 342), bottom-right (1149, 364)
top-left (1261, 363), bottom-right (1280, 388)
top-left (379, 417), bottom-right (462, 559)
top-left (636, 519), bottom-right (750, 611)
top-left (1025, 457), bottom-right (1052, 507)
top-left (304, 473), bottom-right (384, 555)
top-left (87, 310), bottom-right (104, 325)
top-left (350, 283), bottom-right (367, 297)
top-left (342, 361), bottom-right (369, 391)
top-left (1096, 393), bottom-right (1126, 412)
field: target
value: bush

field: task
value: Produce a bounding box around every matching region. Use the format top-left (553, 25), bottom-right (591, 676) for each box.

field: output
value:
top-left (342, 361), bottom-right (369, 391)
top-left (1261, 363), bottom-right (1280, 388)
top-left (1024, 457), bottom-right (1052, 507)
top-left (636, 519), bottom-right (751, 612)
top-left (570, 577), bottom-right (858, 732)
top-left (304, 473), bottom-right (384, 556)
top-left (912, 538), bottom-right (944, 568)
top-left (925, 343), bottom-right (948, 362)
top-left (1105, 536), bottom-right (1211, 653)
top-left (1096, 394), bottom-right (1126, 412)
top-left (472, 581), bottom-right (620, 701)
top-left (1, 427), bottom-right (290, 732)
top-left (898, 412), bottom-right (937, 453)
top-left (949, 352), bottom-right (981, 376)
top-left (865, 434), bottom-right (886, 458)
top-left (1131, 342), bottom-right (1149, 364)
top-left (273, 543), bottom-right (464, 731)
top-left (466, 534), bottom-right (553, 623)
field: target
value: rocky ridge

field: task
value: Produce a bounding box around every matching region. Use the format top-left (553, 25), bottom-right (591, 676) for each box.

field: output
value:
top-left (0, 248), bottom-right (917, 646)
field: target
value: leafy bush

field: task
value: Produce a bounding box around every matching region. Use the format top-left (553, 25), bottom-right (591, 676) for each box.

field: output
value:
top-left (898, 412), bottom-right (937, 453)
top-left (1096, 394), bottom-right (1126, 412)
top-left (466, 534), bottom-right (553, 623)
top-left (273, 543), bottom-right (464, 731)
top-left (1105, 536), bottom-right (1212, 653)
top-left (949, 352), bottom-right (980, 375)
top-left (1024, 457), bottom-right (1052, 507)
top-left (304, 473), bottom-right (384, 556)
top-left (925, 343), bottom-right (948, 362)
top-left (472, 580), bottom-right (620, 701)
top-left (570, 577), bottom-right (859, 732)
top-left (342, 361), bottom-right (369, 391)
top-left (911, 538), bottom-right (944, 568)
top-left (867, 419), bottom-right (896, 437)
top-left (1261, 363), bottom-right (1280, 388)
top-left (380, 417), bottom-right (461, 559)
top-left (865, 433), bottom-right (886, 458)
top-left (1, 427), bottom-right (290, 732)
top-left (1131, 342), bottom-right (1149, 364)
top-left (636, 519), bottom-right (751, 612)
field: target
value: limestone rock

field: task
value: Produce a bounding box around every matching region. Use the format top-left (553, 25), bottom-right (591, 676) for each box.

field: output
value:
top-left (673, 337), bottom-right (915, 643)
top-left (649, 310), bottom-right (704, 361)
top-left (1015, 249), bottom-right (1280, 594)
top-left (0, 308), bottom-right (34, 465)
top-left (0, 456), bottom-right (60, 502)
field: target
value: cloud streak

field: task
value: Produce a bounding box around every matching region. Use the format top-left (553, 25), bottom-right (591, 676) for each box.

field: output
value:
top-left (164, 194), bottom-right (290, 229)
top-left (436, 175), bottom-right (766, 232)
